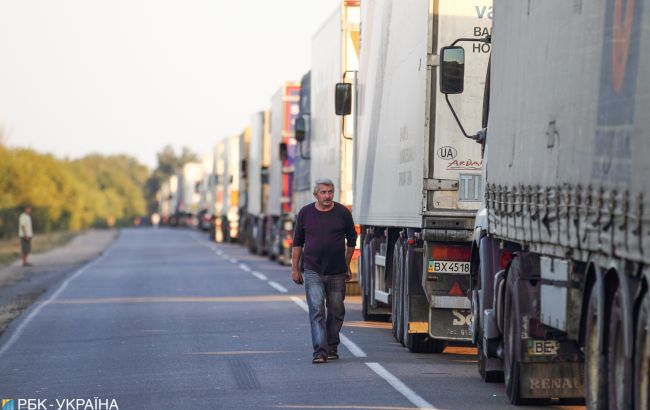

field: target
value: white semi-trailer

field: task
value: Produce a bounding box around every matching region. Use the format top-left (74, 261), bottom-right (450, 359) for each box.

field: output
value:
top-left (267, 82), bottom-right (301, 264)
top-left (439, 0), bottom-right (649, 405)
top-left (246, 110), bottom-right (272, 254)
top-left (338, 0), bottom-right (492, 352)
top-left (212, 140), bottom-right (226, 241)
top-left (222, 131), bottom-right (248, 242)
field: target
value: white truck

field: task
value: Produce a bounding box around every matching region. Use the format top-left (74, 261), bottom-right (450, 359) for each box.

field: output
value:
top-left (439, 0), bottom-right (649, 405)
top-left (176, 162), bottom-right (203, 226)
top-left (221, 132), bottom-right (247, 242)
top-left (293, 71), bottom-right (312, 218)
top-left (267, 82), bottom-right (301, 264)
top-left (337, 0), bottom-right (491, 352)
top-left (212, 140), bottom-right (226, 241)
top-left (196, 151), bottom-right (215, 232)
top-left (245, 110), bottom-right (272, 254)
top-left (292, 1), bottom-right (361, 291)
top-left (157, 175), bottom-right (177, 225)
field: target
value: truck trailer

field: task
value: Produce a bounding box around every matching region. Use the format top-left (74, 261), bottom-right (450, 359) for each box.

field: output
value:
top-left (293, 71), bottom-right (312, 216)
top-left (267, 82), bottom-right (301, 264)
top-left (340, 0), bottom-right (492, 352)
top-left (212, 140), bottom-right (226, 242)
top-left (218, 128), bottom-right (250, 243)
top-left (245, 110), bottom-right (272, 254)
top-left (312, 0), bottom-right (362, 295)
top-left (439, 0), bottom-right (649, 405)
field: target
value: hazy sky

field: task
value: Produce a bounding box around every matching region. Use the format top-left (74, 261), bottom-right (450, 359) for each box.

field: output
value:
top-left (0, 0), bottom-right (339, 168)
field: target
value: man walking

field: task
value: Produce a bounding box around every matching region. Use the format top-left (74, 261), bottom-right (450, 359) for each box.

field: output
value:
top-left (292, 178), bottom-right (357, 364)
top-left (19, 205), bottom-right (33, 267)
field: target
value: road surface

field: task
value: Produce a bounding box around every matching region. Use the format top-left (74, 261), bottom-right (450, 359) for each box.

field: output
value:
top-left (0, 229), bottom-right (581, 410)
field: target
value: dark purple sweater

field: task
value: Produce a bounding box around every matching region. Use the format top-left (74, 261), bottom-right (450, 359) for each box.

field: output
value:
top-left (293, 202), bottom-right (358, 275)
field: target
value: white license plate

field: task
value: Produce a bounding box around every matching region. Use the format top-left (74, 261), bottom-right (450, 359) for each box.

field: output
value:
top-left (527, 340), bottom-right (559, 356)
top-left (428, 260), bottom-right (470, 274)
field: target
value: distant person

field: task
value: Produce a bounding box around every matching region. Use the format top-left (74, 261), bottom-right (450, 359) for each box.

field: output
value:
top-left (19, 206), bottom-right (33, 267)
top-left (292, 178), bottom-right (357, 364)
top-left (151, 212), bottom-right (160, 228)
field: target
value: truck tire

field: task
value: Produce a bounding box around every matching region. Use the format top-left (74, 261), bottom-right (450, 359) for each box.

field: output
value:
top-left (635, 294), bottom-right (649, 410)
top-left (503, 285), bottom-right (523, 405)
top-left (391, 238), bottom-right (404, 345)
top-left (478, 335), bottom-right (503, 382)
top-left (503, 258), bottom-right (547, 405)
top-left (585, 288), bottom-right (608, 409)
top-left (401, 248), bottom-right (445, 353)
top-left (608, 287), bottom-right (632, 409)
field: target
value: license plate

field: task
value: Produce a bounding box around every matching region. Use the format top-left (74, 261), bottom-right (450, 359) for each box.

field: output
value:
top-left (527, 340), bottom-right (560, 356)
top-left (428, 260), bottom-right (470, 274)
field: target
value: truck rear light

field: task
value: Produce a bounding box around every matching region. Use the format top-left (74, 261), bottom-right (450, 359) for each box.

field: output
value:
top-left (499, 250), bottom-right (514, 269)
top-left (431, 245), bottom-right (471, 261)
top-left (449, 281), bottom-right (464, 296)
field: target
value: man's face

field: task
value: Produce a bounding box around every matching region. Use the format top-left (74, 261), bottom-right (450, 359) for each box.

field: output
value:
top-left (314, 184), bottom-right (334, 207)
top-left (25, 207), bottom-right (31, 214)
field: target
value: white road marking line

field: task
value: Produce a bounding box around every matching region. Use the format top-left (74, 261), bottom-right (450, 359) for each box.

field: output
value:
top-left (289, 296), bottom-right (367, 358)
top-left (0, 245), bottom-right (116, 359)
top-left (238, 264), bottom-right (251, 272)
top-left (229, 258), bottom-right (238, 264)
top-left (268, 281), bottom-right (288, 293)
top-left (251, 271), bottom-right (268, 281)
top-left (339, 334), bottom-right (367, 358)
top-left (290, 296), bottom-right (308, 312)
top-left (366, 362), bottom-right (437, 410)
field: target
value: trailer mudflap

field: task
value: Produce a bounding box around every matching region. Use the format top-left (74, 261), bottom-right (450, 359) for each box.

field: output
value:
top-left (429, 308), bottom-right (472, 340)
top-left (519, 362), bottom-right (584, 399)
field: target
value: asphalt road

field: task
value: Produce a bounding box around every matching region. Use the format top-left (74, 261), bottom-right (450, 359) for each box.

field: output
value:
top-left (0, 229), bottom-right (581, 410)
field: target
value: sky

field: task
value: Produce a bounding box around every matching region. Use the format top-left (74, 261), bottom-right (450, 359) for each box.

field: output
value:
top-left (0, 0), bottom-right (340, 168)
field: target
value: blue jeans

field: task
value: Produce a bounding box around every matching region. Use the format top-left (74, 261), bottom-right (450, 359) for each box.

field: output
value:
top-left (303, 270), bottom-right (346, 357)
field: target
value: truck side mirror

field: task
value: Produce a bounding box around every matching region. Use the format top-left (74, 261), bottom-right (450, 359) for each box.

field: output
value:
top-left (335, 83), bottom-right (352, 116)
top-left (278, 142), bottom-right (288, 162)
top-left (240, 159), bottom-right (247, 176)
top-left (295, 115), bottom-right (306, 142)
top-left (439, 46), bottom-right (465, 94)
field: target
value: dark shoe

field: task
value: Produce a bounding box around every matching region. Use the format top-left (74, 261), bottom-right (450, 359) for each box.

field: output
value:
top-left (327, 350), bottom-right (339, 360)
top-left (312, 354), bottom-right (327, 364)
top-left (22, 262), bottom-right (33, 267)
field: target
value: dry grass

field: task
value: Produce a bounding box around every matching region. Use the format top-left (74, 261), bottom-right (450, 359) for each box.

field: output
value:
top-left (0, 231), bottom-right (78, 267)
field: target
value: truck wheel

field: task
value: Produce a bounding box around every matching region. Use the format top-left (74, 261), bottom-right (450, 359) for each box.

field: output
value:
top-left (401, 248), bottom-right (445, 353)
top-left (608, 287), bottom-right (632, 409)
top-left (635, 294), bottom-right (649, 410)
top-left (585, 288), bottom-right (608, 409)
top-left (478, 337), bottom-right (503, 382)
top-left (402, 287), bottom-right (445, 353)
top-left (391, 238), bottom-right (404, 345)
top-left (503, 288), bottom-right (523, 405)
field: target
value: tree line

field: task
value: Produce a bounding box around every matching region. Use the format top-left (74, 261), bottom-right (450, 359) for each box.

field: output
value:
top-left (0, 142), bottom-right (198, 239)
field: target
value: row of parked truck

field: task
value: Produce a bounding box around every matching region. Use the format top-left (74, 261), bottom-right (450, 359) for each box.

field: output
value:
top-left (159, 0), bottom-right (650, 407)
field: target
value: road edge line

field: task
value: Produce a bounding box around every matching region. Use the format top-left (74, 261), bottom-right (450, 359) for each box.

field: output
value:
top-left (365, 362), bottom-right (437, 410)
top-left (0, 241), bottom-right (117, 359)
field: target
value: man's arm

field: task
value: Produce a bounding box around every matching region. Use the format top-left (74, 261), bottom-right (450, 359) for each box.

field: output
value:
top-left (344, 246), bottom-right (355, 281)
top-left (291, 246), bottom-right (303, 285)
top-left (291, 210), bottom-right (305, 285)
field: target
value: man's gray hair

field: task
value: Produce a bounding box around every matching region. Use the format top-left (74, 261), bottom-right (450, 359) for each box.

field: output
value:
top-left (313, 178), bottom-right (335, 194)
